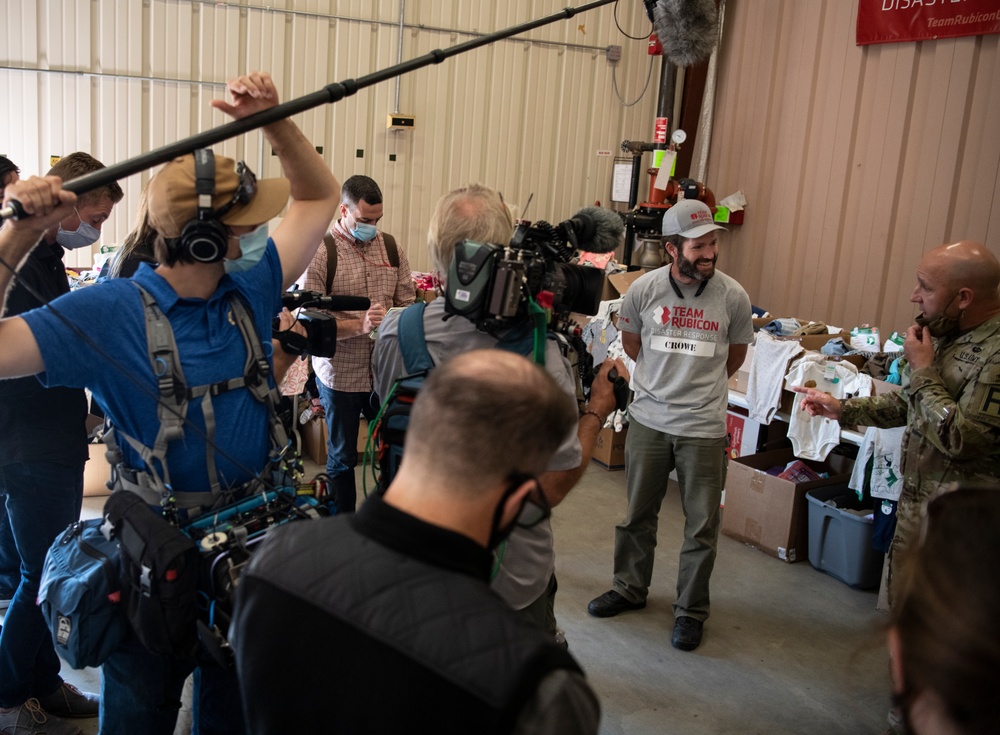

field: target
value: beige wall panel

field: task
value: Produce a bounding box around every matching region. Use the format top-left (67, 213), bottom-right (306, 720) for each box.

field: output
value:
top-left (710, 0), bottom-right (999, 336)
top-left (796, 0), bottom-right (859, 321)
top-left (953, 36), bottom-right (1000, 246)
top-left (3, 0), bottom-right (657, 276)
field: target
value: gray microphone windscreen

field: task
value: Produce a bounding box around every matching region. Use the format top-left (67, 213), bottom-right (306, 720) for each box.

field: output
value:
top-left (653, 0), bottom-right (720, 67)
top-left (569, 206), bottom-right (624, 254)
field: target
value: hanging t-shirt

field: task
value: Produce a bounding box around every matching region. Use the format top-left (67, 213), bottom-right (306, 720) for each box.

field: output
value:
top-left (617, 268), bottom-right (753, 438)
top-left (849, 426), bottom-right (906, 501)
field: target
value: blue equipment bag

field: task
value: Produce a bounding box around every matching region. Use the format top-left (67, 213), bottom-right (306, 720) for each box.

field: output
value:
top-left (37, 518), bottom-right (128, 670)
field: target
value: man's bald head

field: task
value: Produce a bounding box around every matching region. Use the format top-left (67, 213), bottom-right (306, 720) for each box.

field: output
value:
top-left (923, 241), bottom-right (1000, 296)
top-left (914, 241), bottom-right (1000, 329)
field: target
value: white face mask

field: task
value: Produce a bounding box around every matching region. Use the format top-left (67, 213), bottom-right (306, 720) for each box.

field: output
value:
top-left (224, 225), bottom-right (269, 273)
top-left (56, 210), bottom-right (101, 250)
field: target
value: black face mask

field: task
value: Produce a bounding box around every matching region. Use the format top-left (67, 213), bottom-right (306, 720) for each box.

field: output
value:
top-left (915, 291), bottom-right (962, 338)
top-left (487, 474), bottom-right (551, 551)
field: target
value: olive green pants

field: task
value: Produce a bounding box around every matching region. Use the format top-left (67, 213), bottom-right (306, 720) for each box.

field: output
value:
top-left (612, 419), bottom-right (726, 621)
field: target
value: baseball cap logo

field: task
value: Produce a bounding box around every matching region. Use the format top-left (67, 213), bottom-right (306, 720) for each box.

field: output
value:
top-left (690, 210), bottom-right (711, 225)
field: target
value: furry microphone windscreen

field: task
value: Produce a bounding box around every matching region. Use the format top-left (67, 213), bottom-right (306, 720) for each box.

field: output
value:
top-left (653, 0), bottom-right (720, 67)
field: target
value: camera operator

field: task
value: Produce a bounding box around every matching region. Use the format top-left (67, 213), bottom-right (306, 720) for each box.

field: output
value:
top-left (0, 70), bottom-right (339, 735)
top-left (372, 183), bottom-right (626, 644)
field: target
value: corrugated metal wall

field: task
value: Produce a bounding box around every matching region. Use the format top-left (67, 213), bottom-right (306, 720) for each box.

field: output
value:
top-left (0, 0), bottom-right (661, 273)
top-left (704, 0), bottom-right (1000, 336)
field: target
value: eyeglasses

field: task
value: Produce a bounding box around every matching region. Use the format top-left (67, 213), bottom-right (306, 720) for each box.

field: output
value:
top-left (213, 161), bottom-right (257, 219)
top-left (508, 472), bottom-right (551, 529)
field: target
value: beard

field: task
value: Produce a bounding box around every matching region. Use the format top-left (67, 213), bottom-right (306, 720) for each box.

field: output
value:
top-left (675, 250), bottom-right (717, 281)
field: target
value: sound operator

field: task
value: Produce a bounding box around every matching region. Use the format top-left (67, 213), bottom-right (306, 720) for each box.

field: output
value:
top-left (0, 70), bottom-right (339, 735)
top-left (372, 183), bottom-right (626, 646)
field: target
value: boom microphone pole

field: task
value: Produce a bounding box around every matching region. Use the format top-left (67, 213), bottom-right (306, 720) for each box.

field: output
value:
top-left (1, 0), bottom-right (618, 221)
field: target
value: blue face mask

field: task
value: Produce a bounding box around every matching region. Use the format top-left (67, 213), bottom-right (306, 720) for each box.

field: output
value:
top-left (56, 210), bottom-right (101, 250)
top-left (351, 222), bottom-right (377, 242)
top-left (224, 225), bottom-right (269, 273)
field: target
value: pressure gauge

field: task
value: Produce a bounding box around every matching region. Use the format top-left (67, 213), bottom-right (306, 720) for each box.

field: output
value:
top-left (671, 129), bottom-right (687, 145)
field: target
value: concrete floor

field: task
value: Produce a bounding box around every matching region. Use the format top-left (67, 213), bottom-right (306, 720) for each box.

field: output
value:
top-left (10, 460), bottom-right (892, 735)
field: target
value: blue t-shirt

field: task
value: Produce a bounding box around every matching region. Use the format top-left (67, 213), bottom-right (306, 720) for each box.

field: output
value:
top-left (22, 241), bottom-right (283, 494)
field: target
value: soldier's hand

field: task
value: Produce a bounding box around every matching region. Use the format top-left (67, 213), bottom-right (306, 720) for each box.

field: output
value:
top-left (903, 324), bottom-right (935, 370)
top-left (790, 385), bottom-right (841, 420)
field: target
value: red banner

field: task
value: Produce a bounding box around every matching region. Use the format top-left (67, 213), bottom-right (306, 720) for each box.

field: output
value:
top-left (857, 0), bottom-right (1000, 46)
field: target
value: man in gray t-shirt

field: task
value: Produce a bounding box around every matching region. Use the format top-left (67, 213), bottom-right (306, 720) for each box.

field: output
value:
top-left (587, 199), bottom-right (753, 652)
top-left (373, 184), bottom-right (624, 643)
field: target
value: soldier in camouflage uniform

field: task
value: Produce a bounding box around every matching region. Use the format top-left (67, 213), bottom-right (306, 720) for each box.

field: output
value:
top-left (794, 241), bottom-right (1000, 606)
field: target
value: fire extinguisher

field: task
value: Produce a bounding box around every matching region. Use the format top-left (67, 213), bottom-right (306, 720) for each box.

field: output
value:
top-left (648, 33), bottom-right (663, 56)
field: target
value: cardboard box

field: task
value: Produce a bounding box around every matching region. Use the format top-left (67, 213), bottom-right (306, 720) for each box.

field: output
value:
top-left (83, 443), bottom-right (112, 497)
top-left (600, 270), bottom-right (649, 303)
top-left (722, 448), bottom-right (854, 563)
top-left (301, 416), bottom-right (327, 465)
top-left (591, 425), bottom-right (628, 470)
top-left (300, 416), bottom-right (370, 466)
top-left (414, 287), bottom-right (437, 303)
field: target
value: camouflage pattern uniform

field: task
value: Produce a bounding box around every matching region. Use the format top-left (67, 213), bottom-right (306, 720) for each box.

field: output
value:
top-left (840, 314), bottom-right (1000, 606)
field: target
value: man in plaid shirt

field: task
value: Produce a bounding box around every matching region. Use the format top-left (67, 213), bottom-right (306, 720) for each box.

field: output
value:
top-left (303, 175), bottom-right (414, 512)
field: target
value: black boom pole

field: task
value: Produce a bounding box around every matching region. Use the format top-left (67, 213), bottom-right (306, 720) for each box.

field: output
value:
top-left (1, 0), bottom-right (618, 220)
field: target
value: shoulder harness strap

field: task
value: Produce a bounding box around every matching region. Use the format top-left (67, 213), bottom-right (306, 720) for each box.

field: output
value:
top-left (108, 283), bottom-right (289, 510)
top-left (382, 232), bottom-right (400, 268)
top-left (323, 233), bottom-right (337, 294)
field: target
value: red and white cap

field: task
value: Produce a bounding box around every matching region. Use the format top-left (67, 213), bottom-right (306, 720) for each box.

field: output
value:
top-left (661, 199), bottom-right (726, 239)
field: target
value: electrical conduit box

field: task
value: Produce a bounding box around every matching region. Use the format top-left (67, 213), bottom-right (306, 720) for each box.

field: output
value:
top-left (387, 114), bottom-right (415, 130)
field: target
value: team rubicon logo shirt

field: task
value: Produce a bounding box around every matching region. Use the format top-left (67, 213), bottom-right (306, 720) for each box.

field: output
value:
top-left (649, 305), bottom-right (721, 357)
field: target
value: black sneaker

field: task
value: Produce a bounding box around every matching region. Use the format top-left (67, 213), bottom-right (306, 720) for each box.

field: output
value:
top-left (671, 615), bottom-right (704, 651)
top-left (587, 590), bottom-right (646, 618)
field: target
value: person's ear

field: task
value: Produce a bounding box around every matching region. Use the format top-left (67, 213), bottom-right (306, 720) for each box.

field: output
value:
top-left (497, 479), bottom-right (535, 530)
top-left (664, 239), bottom-right (678, 260)
top-left (956, 287), bottom-right (974, 311)
top-left (887, 627), bottom-right (905, 695)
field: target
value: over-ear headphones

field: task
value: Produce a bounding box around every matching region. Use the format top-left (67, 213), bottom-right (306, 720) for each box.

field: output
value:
top-left (171, 149), bottom-right (228, 264)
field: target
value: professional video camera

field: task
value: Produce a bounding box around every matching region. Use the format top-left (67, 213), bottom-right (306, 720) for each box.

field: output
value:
top-left (444, 205), bottom-right (624, 333)
top-left (443, 205), bottom-right (624, 402)
top-left (272, 290), bottom-right (371, 358)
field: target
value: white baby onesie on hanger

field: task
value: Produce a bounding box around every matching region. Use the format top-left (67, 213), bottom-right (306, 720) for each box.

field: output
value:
top-left (746, 332), bottom-right (804, 424)
top-left (784, 355), bottom-right (871, 461)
